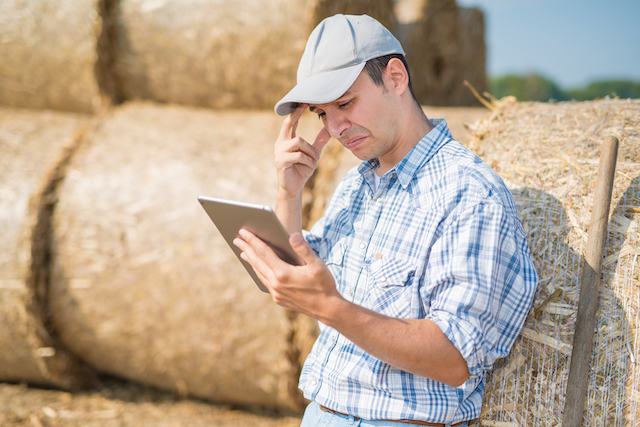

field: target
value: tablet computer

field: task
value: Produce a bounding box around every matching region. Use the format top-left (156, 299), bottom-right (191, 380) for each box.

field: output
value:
top-left (198, 196), bottom-right (302, 293)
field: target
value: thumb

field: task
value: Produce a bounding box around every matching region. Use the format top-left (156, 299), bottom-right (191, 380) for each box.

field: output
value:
top-left (289, 232), bottom-right (316, 265)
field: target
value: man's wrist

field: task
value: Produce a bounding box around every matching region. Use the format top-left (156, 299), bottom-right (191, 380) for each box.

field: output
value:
top-left (277, 187), bottom-right (303, 204)
top-left (276, 188), bottom-right (304, 234)
top-left (313, 294), bottom-right (354, 329)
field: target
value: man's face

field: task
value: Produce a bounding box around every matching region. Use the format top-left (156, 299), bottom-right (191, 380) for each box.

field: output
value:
top-left (309, 70), bottom-right (402, 168)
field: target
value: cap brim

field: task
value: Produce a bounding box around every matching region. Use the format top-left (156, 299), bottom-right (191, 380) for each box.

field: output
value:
top-left (274, 62), bottom-right (366, 116)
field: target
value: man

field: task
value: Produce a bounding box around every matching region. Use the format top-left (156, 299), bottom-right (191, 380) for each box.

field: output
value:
top-left (234, 14), bottom-right (537, 427)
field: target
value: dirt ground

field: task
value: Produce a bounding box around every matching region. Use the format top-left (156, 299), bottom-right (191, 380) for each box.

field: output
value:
top-left (0, 105), bottom-right (489, 427)
top-left (0, 378), bottom-right (303, 427)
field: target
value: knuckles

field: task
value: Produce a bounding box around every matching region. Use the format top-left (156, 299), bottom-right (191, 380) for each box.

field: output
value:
top-left (273, 269), bottom-right (291, 283)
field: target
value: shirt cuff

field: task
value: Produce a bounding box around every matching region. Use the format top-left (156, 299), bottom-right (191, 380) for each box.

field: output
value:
top-left (428, 310), bottom-right (488, 379)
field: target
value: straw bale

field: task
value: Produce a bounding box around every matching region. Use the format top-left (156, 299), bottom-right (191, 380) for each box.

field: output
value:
top-left (467, 98), bottom-right (640, 426)
top-left (402, 0), bottom-right (487, 106)
top-left (48, 102), bottom-right (324, 411)
top-left (0, 107), bottom-right (93, 389)
top-left (113, 0), bottom-right (309, 111)
top-left (309, 0), bottom-right (397, 33)
top-left (113, 0), bottom-right (407, 110)
top-left (0, 0), bottom-right (102, 113)
top-left (451, 7), bottom-right (486, 106)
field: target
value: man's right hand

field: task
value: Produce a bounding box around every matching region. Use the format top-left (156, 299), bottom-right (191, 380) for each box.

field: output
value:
top-left (274, 104), bottom-right (331, 199)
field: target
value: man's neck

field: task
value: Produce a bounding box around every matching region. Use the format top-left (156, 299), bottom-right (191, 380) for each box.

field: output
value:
top-left (376, 110), bottom-right (434, 176)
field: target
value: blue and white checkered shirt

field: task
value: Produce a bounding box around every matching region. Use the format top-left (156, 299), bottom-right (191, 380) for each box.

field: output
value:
top-left (301, 119), bottom-right (538, 423)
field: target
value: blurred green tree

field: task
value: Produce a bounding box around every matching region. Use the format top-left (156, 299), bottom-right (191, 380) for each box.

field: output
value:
top-left (488, 73), bottom-right (640, 102)
top-left (565, 80), bottom-right (640, 100)
top-left (489, 73), bottom-right (565, 101)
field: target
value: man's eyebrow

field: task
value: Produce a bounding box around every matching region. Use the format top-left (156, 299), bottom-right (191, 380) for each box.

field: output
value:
top-left (308, 91), bottom-right (355, 113)
top-left (335, 90), bottom-right (354, 102)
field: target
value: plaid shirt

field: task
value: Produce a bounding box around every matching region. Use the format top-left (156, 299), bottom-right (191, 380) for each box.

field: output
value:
top-left (301, 119), bottom-right (538, 423)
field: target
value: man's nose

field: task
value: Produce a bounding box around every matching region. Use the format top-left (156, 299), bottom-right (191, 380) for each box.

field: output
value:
top-left (325, 112), bottom-right (350, 139)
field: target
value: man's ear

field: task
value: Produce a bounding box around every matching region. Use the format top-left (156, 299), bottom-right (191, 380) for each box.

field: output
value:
top-left (385, 58), bottom-right (410, 95)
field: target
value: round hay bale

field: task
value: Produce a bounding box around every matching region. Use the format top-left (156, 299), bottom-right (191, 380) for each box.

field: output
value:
top-left (309, 0), bottom-right (397, 32)
top-left (450, 7), bottom-right (486, 106)
top-left (404, 0), bottom-right (460, 106)
top-left (113, 0), bottom-right (309, 110)
top-left (0, 0), bottom-right (102, 113)
top-left (49, 102), bottom-right (323, 411)
top-left (467, 99), bottom-right (640, 426)
top-left (113, 0), bottom-right (402, 110)
top-left (402, 0), bottom-right (486, 106)
top-left (0, 107), bottom-right (93, 389)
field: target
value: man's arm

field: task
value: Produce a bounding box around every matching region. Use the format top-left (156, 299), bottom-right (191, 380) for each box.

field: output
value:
top-left (233, 229), bottom-right (470, 387)
top-left (324, 299), bottom-right (470, 387)
top-left (273, 104), bottom-right (331, 235)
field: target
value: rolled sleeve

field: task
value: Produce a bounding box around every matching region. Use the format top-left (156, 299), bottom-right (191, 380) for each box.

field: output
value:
top-left (423, 201), bottom-right (537, 378)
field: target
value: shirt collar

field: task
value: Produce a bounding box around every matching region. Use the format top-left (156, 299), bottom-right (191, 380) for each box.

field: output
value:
top-left (357, 119), bottom-right (453, 189)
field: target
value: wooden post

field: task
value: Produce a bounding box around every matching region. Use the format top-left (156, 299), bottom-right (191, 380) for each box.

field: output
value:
top-left (562, 136), bottom-right (619, 426)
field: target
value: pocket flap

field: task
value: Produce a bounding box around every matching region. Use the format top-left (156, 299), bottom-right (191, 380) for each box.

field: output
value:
top-left (368, 258), bottom-right (416, 287)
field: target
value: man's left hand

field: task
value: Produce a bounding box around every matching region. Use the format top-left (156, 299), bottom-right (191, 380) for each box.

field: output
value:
top-left (233, 230), bottom-right (343, 319)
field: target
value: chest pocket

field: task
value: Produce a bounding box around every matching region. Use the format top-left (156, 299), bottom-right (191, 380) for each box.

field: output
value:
top-left (365, 258), bottom-right (416, 318)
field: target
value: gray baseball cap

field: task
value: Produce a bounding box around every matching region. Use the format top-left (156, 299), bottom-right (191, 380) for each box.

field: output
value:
top-left (274, 14), bottom-right (405, 116)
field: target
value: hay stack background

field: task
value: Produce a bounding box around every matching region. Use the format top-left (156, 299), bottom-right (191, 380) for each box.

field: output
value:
top-left (112, 0), bottom-right (310, 110)
top-left (0, 0), bottom-right (487, 113)
top-left (47, 102), bottom-right (324, 411)
top-left (0, 99), bottom-right (487, 412)
top-left (402, 0), bottom-right (487, 106)
top-left (113, 0), bottom-right (406, 110)
top-left (0, 108), bottom-right (93, 389)
top-left (468, 98), bottom-right (640, 426)
top-left (0, 0), bottom-right (102, 113)
top-left (310, 0), bottom-right (396, 30)
top-left (452, 7), bottom-right (486, 105)
top-left (0, 0), bottom-right (490, 414)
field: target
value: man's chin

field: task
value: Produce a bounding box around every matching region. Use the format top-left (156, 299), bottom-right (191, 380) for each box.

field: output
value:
top-left (350, 149), bottom-right (373, 161)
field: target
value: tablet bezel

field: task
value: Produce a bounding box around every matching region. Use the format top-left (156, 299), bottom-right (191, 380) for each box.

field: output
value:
top-left (198, 196), bottom-right (301, 293)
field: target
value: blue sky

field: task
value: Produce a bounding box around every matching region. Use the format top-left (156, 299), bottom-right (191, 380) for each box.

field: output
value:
top-left (456, 0), bottom-right (640, 89)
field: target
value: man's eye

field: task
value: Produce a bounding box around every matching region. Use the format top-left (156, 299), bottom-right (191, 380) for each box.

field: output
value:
top-left (339, 100), bottom-right (352, 108)
top-left (317, 112), bottom-right (326, 119)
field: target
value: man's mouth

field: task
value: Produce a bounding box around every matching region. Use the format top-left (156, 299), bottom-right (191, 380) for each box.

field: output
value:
top-left (342, 136), bottom-right (366, 150)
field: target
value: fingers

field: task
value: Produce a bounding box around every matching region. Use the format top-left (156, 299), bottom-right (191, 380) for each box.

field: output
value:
top-left (279, 103), bottom-right (308, 141)
top-left (277, 136), bottom-right (320, 162)
top-left (313, 126), bottom-right (332, 156)
top-left (233, 231), bottom-right (278, 288)
top-left (277, 114), bottom-right (331, 165)
top-left (274, 104), bottom-right (331, 198)
top-left (277, 149), bottom-right (317, 171)
top-left (275, 107), bottom-right (326, 180)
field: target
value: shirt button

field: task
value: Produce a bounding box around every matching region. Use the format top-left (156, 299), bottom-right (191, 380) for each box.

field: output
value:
top-left (376, 197), bottom-right (383, 203)
top-left (359, 242), bottom-right (366, 249)
top-left (380, 277), bottom-right (387, 283)
top-left (330, 333), bottom-right (338, 342)
top-left (349, 289), bottom-right (354, 296)
top-left (310, 379), bottom-right (318, 387)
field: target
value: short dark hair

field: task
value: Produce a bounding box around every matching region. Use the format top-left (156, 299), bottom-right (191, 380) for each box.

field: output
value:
top-left (364, 54), bottom-right (421, 107)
